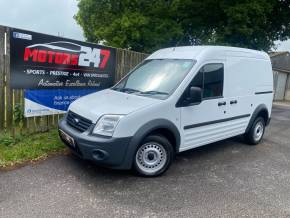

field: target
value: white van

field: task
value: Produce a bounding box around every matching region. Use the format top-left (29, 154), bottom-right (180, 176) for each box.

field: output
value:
top-left (59, 46), bottom-right (273, 177)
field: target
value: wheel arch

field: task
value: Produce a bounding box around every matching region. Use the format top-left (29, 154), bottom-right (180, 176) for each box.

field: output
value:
top-left (124, 119), bottom-right (181, 168)
top-left (246, 104), bottom-right (270, 133)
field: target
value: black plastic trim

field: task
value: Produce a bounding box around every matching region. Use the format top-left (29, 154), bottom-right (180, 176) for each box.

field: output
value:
top-left (59, 118), bottom-right (181, 169)
top-left (230, 100), bottom-right (238, 105)
top-left (184, 114), bottom-right (251, 130)
top-left (218, 101), bottom-right (227, 106)
top-left (203, 96), bottom-right (224, 101)
top-left (266, 117), bottom-right (271, 126)
top-left (58, 118), bottom-right (132, 169)
top-left (245, 104), bottom-right (269, 133)
top-left (123, 119), bottom-right (181, 168)
top-left (255, 91), bottom-right (273, 95)
top-left (66, 110), bottom-right (92, 132)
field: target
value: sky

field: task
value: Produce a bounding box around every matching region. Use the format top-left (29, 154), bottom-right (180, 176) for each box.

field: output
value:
top-left (0, 0), bottom-right (84, 41)
top-left (0, 0), bottom-right (289, 52)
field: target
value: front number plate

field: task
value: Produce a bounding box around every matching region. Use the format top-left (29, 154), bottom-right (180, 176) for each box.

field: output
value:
top-left (59, 129), bottom-right (75, 147)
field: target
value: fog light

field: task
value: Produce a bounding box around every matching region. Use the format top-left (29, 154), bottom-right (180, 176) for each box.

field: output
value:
top-left (92, 149), bottom-right (108, 161)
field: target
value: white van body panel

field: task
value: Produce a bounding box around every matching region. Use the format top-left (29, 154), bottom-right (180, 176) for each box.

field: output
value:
top-left (114, 99), bottom-right (179, 138)
top-left (174, 47), bottom-right (272, 151)
top-left (224, 55), bottom-right (273, 120)
top-left (69, 89), bottom-right (160, 123)
top-left (67, 46), bottom-right (273, 154)
top-left (147, 46), bottom-right (269, 61)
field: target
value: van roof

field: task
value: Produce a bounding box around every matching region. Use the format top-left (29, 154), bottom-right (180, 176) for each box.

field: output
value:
top-left (147, 46), bottom-right (270, 61)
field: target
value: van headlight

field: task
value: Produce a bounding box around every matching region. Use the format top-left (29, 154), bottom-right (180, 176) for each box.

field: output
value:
top-left (92, 114), bottom-right (124, 137)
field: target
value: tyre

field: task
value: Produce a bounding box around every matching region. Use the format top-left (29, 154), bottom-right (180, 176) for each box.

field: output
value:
top-left (133, 135), bottom-right (174, 177)
top-left (244, 117), bottom-right (266, 145)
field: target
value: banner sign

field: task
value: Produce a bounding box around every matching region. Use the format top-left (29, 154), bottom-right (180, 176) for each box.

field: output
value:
top-left (24, 89), bottom-right (98, 117)
top-left (10, 28), bottom-right (116, 89)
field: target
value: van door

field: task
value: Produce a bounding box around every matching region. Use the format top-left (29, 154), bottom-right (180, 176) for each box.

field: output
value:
top-left (179, 63), bottom-right (232, 152)
top-left (222, 56), bottom-right (256, 137)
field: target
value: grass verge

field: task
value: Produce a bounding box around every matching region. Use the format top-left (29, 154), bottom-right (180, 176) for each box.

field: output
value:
top-left (0, 129), bottom-right (66, 169)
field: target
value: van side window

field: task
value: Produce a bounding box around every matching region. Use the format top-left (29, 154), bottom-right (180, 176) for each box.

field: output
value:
top-left (203, 64), bottom-right (224, 98)
top-left (190, 69), bottom-right (203, 89)
top-left (190, 63), bottom-right (224, 99)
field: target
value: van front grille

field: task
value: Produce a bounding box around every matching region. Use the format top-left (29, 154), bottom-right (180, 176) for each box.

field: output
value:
top-left (66, 111), bottom-right (92, 132)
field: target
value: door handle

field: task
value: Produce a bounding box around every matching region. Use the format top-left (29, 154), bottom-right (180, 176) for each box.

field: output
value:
top-left (230, 100), bottom-right (238, 105)
top-left (218, 101), bottom-right (226, 106)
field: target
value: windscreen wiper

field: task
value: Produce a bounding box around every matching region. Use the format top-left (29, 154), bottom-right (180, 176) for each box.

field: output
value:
top-left (113, 87), bottom-right (140, 93)
top-left (139, 90), bottom-right (169, 95)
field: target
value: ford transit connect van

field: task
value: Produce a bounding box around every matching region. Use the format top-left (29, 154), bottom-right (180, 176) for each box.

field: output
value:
top-left (59, 46), bottom-right (273, 177)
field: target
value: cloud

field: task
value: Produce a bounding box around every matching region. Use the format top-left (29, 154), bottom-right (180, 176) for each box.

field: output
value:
top-left (0, 0), bottom-right (84, 40)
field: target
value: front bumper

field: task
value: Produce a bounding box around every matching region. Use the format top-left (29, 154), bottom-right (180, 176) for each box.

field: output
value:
top-left (58, 118), bottom-right (132, 169)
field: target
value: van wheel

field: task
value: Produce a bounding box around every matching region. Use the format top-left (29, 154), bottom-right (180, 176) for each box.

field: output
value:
top-left (244, 117), bottom-right (265, 145)
top-left (133, 135), bottom-right (174, 177)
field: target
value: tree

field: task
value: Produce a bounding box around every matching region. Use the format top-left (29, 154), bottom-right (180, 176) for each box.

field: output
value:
top-left (75, 0), bottom-right (290, 53)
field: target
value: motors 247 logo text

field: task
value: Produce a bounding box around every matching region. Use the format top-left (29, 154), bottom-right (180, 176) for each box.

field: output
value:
top-left (23, 41), bottom-right (111, 69)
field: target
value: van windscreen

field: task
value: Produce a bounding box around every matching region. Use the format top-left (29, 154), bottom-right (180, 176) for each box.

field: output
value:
top-left (112, 59), bottom-right (195, 99)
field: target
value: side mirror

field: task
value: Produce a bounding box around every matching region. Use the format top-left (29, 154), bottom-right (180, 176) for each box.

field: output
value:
top-left (188, 86), bottom-right (202, 104)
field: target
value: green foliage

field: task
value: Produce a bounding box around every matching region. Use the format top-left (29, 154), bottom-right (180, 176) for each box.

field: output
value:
top-left (0, 130), bottom-right (66, 167)
top-left (75, 0), bottom-right (290, 53)
top-left (0, 134), bottom-right (15, 146)
top-left (0, 133), bottom-right (24, 146)
top-left (13, 103), bottom-right (24, 129)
